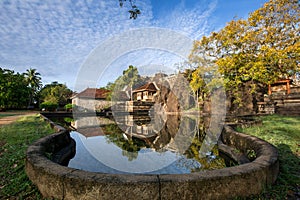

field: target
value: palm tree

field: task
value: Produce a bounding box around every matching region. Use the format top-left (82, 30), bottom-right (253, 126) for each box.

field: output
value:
top-left (23, 68), bottom-right (42, 108)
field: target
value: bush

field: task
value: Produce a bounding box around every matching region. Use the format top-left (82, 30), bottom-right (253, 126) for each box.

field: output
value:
top-left (40, 102), bottom-right (58, 111)
top-left (64, 103), bottom-right (74, 111)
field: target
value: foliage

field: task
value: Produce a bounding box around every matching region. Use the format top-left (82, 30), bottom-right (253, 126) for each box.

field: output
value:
top-left (64, 103), bottom-right (74, 111)
top-left (0, 115), bottom-right (54, 199)
top-left (120, 65), bottom-right (143, 88)
top-left (39, 81), bottom-right (73, 107)
top-left (104, 124), bottom-right (146, 161)
top-left (119, 0), bottom-right (141, 19)
top-left (103, 82), bottom-right (116, 101)
top-left (63, 117), bottom-right (74, 123)
top-left (189, 68), bottom-right (207, 102)
top-left (189, 0), bottom-right (300, 103)
top-left (23, 68), bottom-right (42, 107)
top-left (237, 115), bottom-right (300, 199)
top-left (186, 137), bottom-right (226, 171)
top-left (109, 65), bottom-right (145, 100)
top-left (0, 68), bottom-right (30, 110)
top-left (40, 101), bottom-right (58, 111)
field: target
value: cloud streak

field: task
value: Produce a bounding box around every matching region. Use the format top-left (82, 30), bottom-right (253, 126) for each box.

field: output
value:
top-left (0, 0), bottom-right (260, 90)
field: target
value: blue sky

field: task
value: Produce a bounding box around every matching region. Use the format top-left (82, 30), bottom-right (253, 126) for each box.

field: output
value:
top-left (0, 0), bottom-right (268, 91)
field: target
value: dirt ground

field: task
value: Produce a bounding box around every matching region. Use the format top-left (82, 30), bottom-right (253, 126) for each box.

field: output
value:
top-left (0, 111), bottom-right (38, 126)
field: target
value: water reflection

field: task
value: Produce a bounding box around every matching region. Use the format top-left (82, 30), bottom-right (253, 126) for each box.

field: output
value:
top-left (68, 114), bottom-right (226, 174)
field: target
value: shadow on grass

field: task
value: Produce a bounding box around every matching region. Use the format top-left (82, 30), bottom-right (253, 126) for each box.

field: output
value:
top-left (257, 144), bottom-right (300, 200)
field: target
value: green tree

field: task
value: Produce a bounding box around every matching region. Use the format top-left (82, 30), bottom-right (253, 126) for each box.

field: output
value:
top-left (23, 68), bottom-right (42, 107)
top-left (103, 82), bottom-right (116, 101)
top-left (39, 82), bottom-right (73, 107)
top-left (121, 65), bottom-right (142, 88)
top-left (190, 0), bottom-right (300, 104)
top-left (111, 65), bottom-right (145, 100)
top-left (0, 68), bottom-right (30, 110)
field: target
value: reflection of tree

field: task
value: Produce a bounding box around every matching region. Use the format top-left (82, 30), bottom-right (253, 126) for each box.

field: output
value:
top-left (103, 115), bottom-right (226, 169)
top-left (122, 148), bottom-right (138, 161)
top-left (186, 137), bottom-right (226, 171)
top-left (104, 124), bottom-right (149, 161)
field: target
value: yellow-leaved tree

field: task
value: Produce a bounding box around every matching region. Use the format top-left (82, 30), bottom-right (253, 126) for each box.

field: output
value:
top-left (189, 0), bottom-right (300, 106)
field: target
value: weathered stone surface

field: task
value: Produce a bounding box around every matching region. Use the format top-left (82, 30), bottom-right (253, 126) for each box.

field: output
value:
top-left (63, 171), bottom-right (160, 200)
top-left (159, 163), bottom-right (268, 199)
top-left (25, 115), bottom-right (279, 200)
top-left (25, 154), bottom-right (74, 199)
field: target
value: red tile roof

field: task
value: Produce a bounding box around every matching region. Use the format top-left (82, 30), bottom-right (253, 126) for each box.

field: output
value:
top-left (133, 82), bottom-right (158, 93)
top-left (73, 88), bottom-right (110, 99)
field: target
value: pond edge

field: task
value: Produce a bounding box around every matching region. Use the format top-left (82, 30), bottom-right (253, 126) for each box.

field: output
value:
top-left (25, 114), bottom-right (279, 200)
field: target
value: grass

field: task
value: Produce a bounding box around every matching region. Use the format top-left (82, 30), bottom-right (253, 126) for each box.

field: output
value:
top-left (0, 114), bottom-right (54, 199)
top-left (236, 115), bottom-right (300, 199)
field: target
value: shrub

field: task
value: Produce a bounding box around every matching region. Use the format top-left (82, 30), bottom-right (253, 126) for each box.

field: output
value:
top-left (64, 103), bottom-right (74, 111)
top-left (40, 102), bottom-right (58, 111)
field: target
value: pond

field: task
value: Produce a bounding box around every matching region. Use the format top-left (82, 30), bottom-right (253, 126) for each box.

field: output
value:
top-left (50, 114), bottom-right (228, 174)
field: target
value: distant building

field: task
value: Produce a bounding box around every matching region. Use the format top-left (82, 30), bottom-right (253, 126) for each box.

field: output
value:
top-left (132, 82), bottom-right (159, 102)
top-left (71, 88), bottom-right (110, 112)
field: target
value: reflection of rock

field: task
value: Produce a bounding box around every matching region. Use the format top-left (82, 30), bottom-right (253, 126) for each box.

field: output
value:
top-left (152, 115), bottom-right (197, 154)
top-left (172, 116), bottom-right (197, 154)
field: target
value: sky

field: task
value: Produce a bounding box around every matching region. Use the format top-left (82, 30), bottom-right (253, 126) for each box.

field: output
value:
top-left (0, 0), bottom-right (269, 91)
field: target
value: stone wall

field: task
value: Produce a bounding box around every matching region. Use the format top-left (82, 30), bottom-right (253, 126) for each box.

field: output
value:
top-left (26, 116), bottom-right (279, 200)
top-left (73, 97), bottom-right (111, 112)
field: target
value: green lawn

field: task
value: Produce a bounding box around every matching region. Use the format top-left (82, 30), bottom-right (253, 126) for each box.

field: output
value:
top-left (0, 114), bottom-right (54, 199)
top-left (236, 115), bottom-right (300, 199)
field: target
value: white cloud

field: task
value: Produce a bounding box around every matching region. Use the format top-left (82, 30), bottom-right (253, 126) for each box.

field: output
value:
top-left (153, 0), bottom-right (218, 39)
top-left (0, 0), bottom-right (216, 90)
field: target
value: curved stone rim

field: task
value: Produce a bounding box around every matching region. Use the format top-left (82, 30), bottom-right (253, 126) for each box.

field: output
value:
top-left (26, 115), bottom-right (279, 199)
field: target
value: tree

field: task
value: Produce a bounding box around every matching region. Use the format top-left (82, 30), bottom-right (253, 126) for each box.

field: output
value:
top-left (119, 0), bottom-right (141, 19)
top-left (189, 68), bottom-right (206, 103)
top-left (0, 68), bottom-right (30, 110)
top-left (23, 68), bottom-right (42, 107)
top-left (110, 65), bottom-right (145, 100)
top-left (190, 0), bottom-right (300, 104)
top-left (103, 82), bottom-right (116, 101)
top-left (121, 65), bottom-right (142, 88)
top-left (39, 82), bottom-right (73, 107)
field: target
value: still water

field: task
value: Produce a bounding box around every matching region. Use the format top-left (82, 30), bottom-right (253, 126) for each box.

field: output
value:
top-left (56, 114), bottom-right (227, 174)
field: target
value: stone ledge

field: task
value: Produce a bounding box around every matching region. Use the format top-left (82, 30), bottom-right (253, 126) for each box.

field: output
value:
top-left (26, 116), bottom-right (279, 200)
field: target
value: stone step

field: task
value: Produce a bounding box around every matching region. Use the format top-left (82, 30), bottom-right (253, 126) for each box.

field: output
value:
top-left (277, 105), bottom-right (300, 110)
top-left (276, 105), bottom-right (300, 116)
top-left (271, 93), bottom-right (300, 100)
top-left (284, 99), bottom-right (300, 103)
top-left (276, 111), bottom-right (300, 116)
